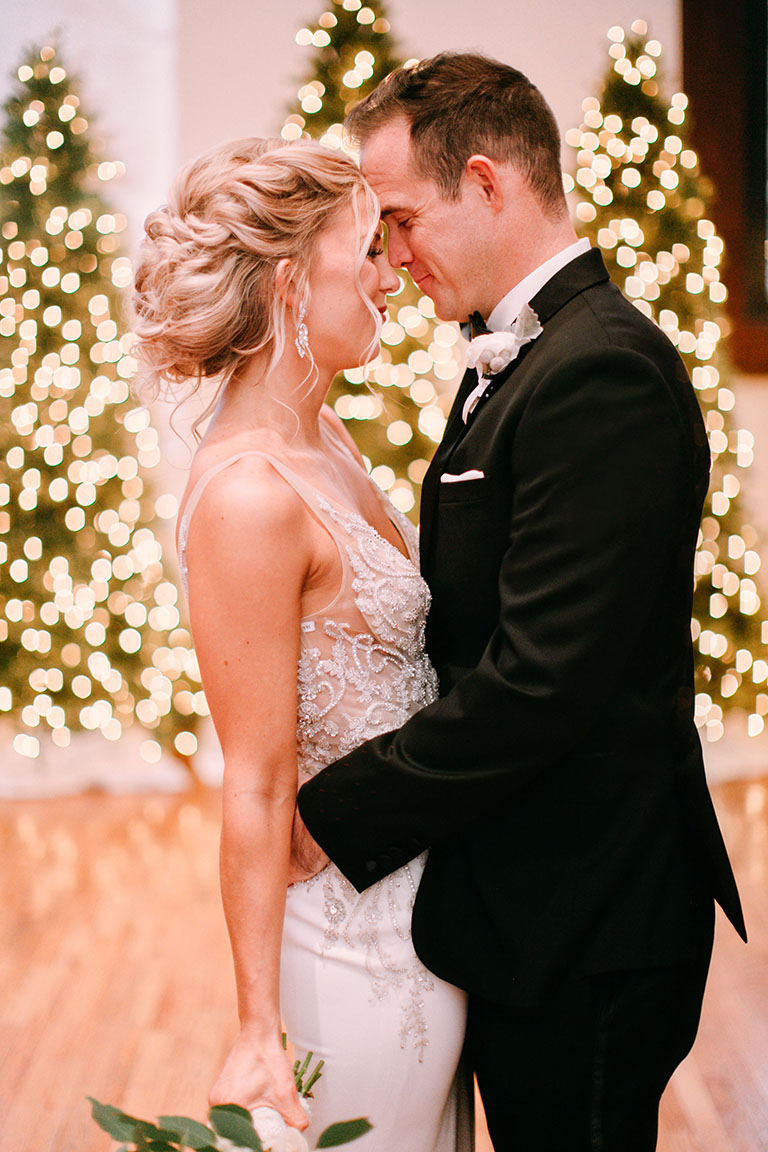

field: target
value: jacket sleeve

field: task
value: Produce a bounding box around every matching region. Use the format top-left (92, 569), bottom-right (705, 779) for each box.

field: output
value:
top-left (297, 346), bottom-right (702, 891)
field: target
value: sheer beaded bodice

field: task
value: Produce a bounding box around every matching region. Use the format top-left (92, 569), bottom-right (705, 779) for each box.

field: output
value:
top-left (177, 442), bottom-right (440, 1056)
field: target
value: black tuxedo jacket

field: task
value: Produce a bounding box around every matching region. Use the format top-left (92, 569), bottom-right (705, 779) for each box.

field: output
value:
top-left (298, 249), bottom-right (746, 1005)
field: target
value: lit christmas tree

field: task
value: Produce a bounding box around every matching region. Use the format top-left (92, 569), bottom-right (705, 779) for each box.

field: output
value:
top-left (566, 19), bottom-right (768, 742)
top-left (0, 44), bottom-right (202, 768)
top-left (282, 0), bottom-right (465, 518)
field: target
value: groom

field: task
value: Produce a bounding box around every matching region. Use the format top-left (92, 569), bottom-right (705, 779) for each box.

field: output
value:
top-left (296, 53), bottom-right (745, 1150)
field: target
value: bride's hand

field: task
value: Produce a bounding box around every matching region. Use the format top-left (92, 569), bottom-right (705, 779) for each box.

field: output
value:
top-left (209, 1027), bottom-right (308, 1131)
top-left (288, 808), bottom-right (329, 885)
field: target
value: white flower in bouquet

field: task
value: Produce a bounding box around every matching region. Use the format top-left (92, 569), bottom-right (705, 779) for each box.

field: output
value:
top-left (248, 1102), bottom-right (311, 1152)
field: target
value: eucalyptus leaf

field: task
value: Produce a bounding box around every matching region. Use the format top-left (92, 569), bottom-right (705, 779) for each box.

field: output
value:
top-left (88, 1098), bottom-right (141, 1141)
top-left (134, 1119), bottom-right (184, 1142)
top-left (134, 1131), bottom-right (172, 1152)
top-left (209, 1104), bottom-right (264, 1151)
top-left (316, 1119), bottom-right (373, 1147)
top-left (159, 1116), bottom-right (217, 1148)
top-left (210, 1103), bottom-right (253, 1122)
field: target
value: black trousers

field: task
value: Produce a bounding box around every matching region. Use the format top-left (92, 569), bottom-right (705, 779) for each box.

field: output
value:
top-left (467, 922), bottom-right (714, 1152)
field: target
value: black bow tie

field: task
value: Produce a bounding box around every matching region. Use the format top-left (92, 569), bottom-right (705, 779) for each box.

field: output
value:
top-left (468, 311), bottom-right (491, 339)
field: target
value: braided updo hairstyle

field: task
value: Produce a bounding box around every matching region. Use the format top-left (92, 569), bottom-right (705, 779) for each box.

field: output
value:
top-left (133, 137), bottom-right (379, 414)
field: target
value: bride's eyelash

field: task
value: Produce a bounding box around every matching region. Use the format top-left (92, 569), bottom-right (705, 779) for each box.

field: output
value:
top-left (368, 244), bottom-right (384, 258)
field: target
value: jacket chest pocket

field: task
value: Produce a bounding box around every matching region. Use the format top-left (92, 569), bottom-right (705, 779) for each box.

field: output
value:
top-left (437, 475), bottom-right (491, 504)
top-left (431, 479), bottom-right (508, 596)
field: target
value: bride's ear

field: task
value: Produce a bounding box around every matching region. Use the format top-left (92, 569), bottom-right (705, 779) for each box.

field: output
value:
top-left (275, 258), bottom-right (297, 308)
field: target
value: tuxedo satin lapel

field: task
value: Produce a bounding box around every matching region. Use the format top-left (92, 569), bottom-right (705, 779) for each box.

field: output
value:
top-left (419, 366), bottom-right (478, 572)
top-left (420, 345), bottom-right (531, 571)
top-left (419, 248), bottom-right (611, 573)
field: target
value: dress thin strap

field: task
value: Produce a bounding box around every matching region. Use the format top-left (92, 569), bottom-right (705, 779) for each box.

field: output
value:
top-left (177, 450), bottom-right (349, 615)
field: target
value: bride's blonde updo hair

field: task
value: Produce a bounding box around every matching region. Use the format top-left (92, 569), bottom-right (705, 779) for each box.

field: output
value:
top-left (133, 136), bottom-right (379, 411)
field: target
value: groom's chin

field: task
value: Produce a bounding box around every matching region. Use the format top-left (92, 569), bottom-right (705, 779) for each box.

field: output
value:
top-left (423, 292), bottom-right (457, 324)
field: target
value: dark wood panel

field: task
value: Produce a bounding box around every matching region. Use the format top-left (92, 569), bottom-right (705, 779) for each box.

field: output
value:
top-left (683, 0), bottom-right (768, 372)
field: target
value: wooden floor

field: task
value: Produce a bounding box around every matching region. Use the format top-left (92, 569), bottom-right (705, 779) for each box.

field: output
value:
top-left (0, 777), bottom-right (766, 1152)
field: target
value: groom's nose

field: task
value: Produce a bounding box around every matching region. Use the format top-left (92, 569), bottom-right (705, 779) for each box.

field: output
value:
top-left (386, 225), bottom-right (412, 271)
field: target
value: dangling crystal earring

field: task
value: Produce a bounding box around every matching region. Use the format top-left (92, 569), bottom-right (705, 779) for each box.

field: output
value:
top-left (295, 302), bottom-right (309, 359)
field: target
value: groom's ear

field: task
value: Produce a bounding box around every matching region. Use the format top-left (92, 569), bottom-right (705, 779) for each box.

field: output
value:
top-left (274, 258), bottom-right (296, 307)
top-left (464, 155), bottom-right (504, 213)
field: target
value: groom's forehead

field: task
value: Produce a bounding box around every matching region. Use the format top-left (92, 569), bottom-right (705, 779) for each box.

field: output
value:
top-left (360, 120), bottom-right (412, 177)
top-left (365, 173), bottom-right (419, 217)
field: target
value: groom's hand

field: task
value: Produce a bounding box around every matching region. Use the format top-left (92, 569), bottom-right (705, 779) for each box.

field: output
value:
top-left (288, 806), bottom-right (329, 885)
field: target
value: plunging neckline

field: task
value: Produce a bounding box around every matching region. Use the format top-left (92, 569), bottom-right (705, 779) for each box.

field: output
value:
top-left (308, 475), bottom-right (414, 569)
top-left (315, 423), bottom-right (413, 566)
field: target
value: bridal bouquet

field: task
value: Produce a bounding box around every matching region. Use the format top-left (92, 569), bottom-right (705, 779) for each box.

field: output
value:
top-left (90, 1050), bottom-right (371, 1152)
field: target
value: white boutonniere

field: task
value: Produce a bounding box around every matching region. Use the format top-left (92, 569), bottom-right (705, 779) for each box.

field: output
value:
top-left (462, 303), bottom-right (543, 422)
top-left (466, 303), bottom-right (543, 378)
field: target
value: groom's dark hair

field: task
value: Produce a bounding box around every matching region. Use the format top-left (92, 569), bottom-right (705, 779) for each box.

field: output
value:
top-left (345, 52), bottom-right (566, 218)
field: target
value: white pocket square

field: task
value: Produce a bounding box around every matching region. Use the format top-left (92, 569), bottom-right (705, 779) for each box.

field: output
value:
top-left (440, 469), bottom-right (485, 483)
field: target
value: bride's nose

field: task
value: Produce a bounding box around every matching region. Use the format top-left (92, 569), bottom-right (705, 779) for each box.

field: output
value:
top-left (380, 261), bottom-right (401, 295)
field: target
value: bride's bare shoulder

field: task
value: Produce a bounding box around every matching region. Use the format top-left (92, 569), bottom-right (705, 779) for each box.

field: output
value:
top-left (184, 447), bottom-right (310, 553)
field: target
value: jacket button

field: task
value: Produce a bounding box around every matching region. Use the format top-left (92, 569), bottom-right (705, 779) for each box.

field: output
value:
top-left (365, 860), bottom-right (377, 872)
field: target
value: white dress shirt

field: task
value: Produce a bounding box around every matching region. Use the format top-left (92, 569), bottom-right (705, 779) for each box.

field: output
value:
top-left (485, 237), bottom-right (591, 331)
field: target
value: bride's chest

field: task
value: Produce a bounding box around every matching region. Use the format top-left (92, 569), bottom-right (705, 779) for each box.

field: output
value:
top-left (303, 495), bottom-right (431, 657)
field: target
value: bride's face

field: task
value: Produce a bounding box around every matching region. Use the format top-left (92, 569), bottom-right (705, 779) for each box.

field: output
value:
top-left (305, 202), bottom-right (399, 372)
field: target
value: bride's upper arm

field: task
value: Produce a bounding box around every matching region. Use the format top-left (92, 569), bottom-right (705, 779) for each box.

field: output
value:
top-left (183, 460), bottom-right (312, 791)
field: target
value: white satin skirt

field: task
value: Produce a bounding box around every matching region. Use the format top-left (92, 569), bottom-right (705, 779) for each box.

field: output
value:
top-left (281, 862), bottom-right (472, 1151)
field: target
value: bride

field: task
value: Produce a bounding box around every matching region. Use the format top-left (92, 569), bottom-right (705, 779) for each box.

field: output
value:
top-left (133, 138), bottom-right (470, 1150)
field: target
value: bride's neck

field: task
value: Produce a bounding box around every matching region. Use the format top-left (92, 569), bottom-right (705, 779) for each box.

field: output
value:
top-left (210, 347), bottom-right (333, 450)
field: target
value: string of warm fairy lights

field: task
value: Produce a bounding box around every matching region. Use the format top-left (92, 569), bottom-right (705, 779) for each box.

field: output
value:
top-left (282, 0), bottom-right (463, 517)
top-left (1, 46), bottom-right (202, 763)
top-left (567, 20), bottom-right (768, 741)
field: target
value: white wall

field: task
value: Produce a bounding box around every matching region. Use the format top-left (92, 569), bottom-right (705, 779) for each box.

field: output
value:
top-left (0, 0), bottom-right (177, 232)
top-left (175, 0), bottom-right (681, 168)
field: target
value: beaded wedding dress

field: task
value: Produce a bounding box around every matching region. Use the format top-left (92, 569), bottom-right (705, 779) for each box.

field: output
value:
top-left (178, 440), bottom-right (472, 1152)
